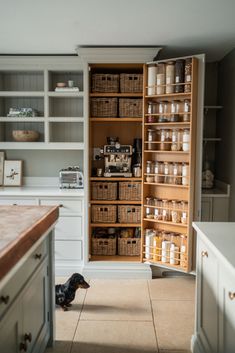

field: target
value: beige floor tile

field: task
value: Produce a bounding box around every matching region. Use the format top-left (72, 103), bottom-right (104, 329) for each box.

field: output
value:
top-left (80, 279), bottom-right (152, 321)
top-left (152, 300), bottom-right (194, 351)
top-left (148, 276), bottom-right (195, 301)
top-left (71, 320), bottom-right (158, 353)
top-left (45, 340), bottom-right (72, 353)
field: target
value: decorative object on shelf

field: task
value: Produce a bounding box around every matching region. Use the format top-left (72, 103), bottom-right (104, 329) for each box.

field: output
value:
top-left (12, 130), bottom-right (40, 142)
top-left (7, 108), bottom-right (38, 118)
top-left (202, 169), bottom-right (214, 189)
top-left (55, 81), bottom-right (79, 92)
top-left (59, 166), bottom-right (84, 189)
top-left (3, 160), bottom-right (23, 186)
top-left (0, 151), bottom-right (5, 185)
top-left (56, 82), bottom-right (66, 88)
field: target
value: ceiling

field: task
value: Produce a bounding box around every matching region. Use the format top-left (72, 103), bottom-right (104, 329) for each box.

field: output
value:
top-left (0, 0), bottom-right (235, 62)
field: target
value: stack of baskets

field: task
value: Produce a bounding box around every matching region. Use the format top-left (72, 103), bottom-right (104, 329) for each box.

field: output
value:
top-left (90, 72), bottom-right (143, 118)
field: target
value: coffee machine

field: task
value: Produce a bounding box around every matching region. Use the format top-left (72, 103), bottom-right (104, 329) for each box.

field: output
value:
top-left (101, 138), bottom-right (133, 177)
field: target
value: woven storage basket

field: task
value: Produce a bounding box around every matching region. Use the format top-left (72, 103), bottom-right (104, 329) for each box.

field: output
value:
top-left (92, 182), bottom-right (117, 200)
top-left (119, 98), bottom-right (142, 118)
top-left (120, 73), bottom-right (143, 93)
top-left (118, 237), bottom-right (141, 256)
top-left (92, 237), bottom-right (116, 255)
top-left (92, 74), bottom-right (119, 93)
top-left (119, 182), bottom-right (141, 201)
top-left (91, 205), bottom-right (116, 223)
top-left (91, 98), bottom-right (118, 117)
top-left (118, 205), bottom-right (141, 223)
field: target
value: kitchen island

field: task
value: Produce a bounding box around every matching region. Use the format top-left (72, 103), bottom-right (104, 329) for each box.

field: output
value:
top-left (192, 222), bottom-right (235, 353)
top-left (0, 205), bottom-right (59, 353)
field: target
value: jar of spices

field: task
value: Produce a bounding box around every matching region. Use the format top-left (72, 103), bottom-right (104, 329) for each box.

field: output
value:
top-left (147, 129), bottom-right (156, 150)
top-left (171, 128), bottom-right (181, 151)
top-left (146, 206), bottom-right (153, 219)
top-left (171, 200), bottom-right (181, 223)
top-left (170, 101), bottom-right (180, 122)
top-left (180, 235), bottom-right (187, 267)
top-left (164, 162), bottom-right (173, 184)
top-left (183, 100), bottom-right (190, 122)
top-left (184, 58), bottom-right (192, 93)
top-left (154, 199), bottom-right (162, 220)
top-left (182, 163), bottom-right (189, 186)
top-left (153, 235), bottom-right (162, 261)
top-left (147, 103), bottom-right (157, 123)
top-left (158, 101), bottom-right (168, 122)
top-left (146, 161), bottom-right (153, 174)
top-left (175, 59), bottom-right (185, 93)
top-left (145, 197), bottom-right (153, 205)
top-left (160, 129), bottom-right (171, 151)
top-left (182, 128), bottom-right (190, 151)
top-left (181, 201), bottom-right (188, 224)
top-left (165, 61), bottom-right (175, 94)
top-left (147, 64), bottom-right (157, 95)
top-left (156, 63), bottom-right (165, 95)
top-left (162, 199), bottom-right (170, 221)
top-left (154, 161), bottom-right (164, 183)
top-left (172, 162), bottom-right (181, 185)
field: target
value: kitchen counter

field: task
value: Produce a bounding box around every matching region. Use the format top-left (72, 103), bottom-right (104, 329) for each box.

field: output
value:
top-left (0, 205), bottom-right (59, 281)
top-left (0, 186), bottom-right (84, 197)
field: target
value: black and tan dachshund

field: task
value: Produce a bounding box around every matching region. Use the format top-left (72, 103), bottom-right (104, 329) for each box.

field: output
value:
top-left (55, 273), bottom-right (90, 311)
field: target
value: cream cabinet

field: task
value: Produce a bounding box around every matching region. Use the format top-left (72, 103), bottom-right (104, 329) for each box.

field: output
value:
top-left (192, 222), bottom-right (235, 353)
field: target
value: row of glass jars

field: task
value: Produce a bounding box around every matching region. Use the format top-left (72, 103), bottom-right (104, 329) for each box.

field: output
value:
top-left (147, 128), bottom-right (190, 152)
top-left (146, 161), bottom-right (189, 185)
top-left (147, 99), bottom-right (190, 123)
top-left (147, 58), bottom-right (192, 96)
top-left (145, 198), bottom-right (188, 224)
top-left (145, 229), bottom-right (187, 266)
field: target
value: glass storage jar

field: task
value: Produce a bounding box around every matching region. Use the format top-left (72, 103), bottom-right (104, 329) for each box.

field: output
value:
top-left (156, 63), bottom-right (165, 95)
top-left (182, 128), bottom-right (190, 151)
top-left (184, 58), bottom-right (192, 93)
top-left (147, 102), bottom-right (157, 123)
top-left (159, 129), bottom-right (171, 151)
top-left (170, 100), bottom-right (180, 122)
top-left (147, 129), bottom-right (156, 150)
top-left (158, 101), bottom-right (168, 122)
top-left (146, 161), bottom-right (153, 174)
top-left (147, 64), bottom-right (157, 95)
top-left (165, 61), bottom-right (175, 94)
top-left (175, 59), bottom-right (185, 93)
top-left (153, 235), bottom-right (162, 261)
top-left (182, 163), bottom-right (189, 185)
top-left (171, 128), bottom-right (181, 151)
top-left (172, 162), bottom-right (181, 184)
top-left (181, 201), bottom-right (188, 224)
top-left (180, 235), bottom-right (187, 267)
top-left (171, 200), bottom-right (181, 223)
top-left (154, 161), bottom-right (164, 183)
top-left (183, 99), bottom-right (190, 122)
top-left (145, 228), bottom-right (156, 259)
top-left (162, 199), bottom-right (170, 221)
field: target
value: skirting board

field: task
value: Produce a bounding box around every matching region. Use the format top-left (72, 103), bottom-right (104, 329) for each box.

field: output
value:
top-left (55, 263), bottom-right (84, 277)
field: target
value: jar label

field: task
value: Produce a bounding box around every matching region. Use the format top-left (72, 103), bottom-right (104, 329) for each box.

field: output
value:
top-left (173, 167), bottom-right (178, 175)
top-left (175, 76), bottom-right (180, 83)
top-left (164, 167), bottom-right (169, 174)
top-left (162, 209), bottom-right (167, 216)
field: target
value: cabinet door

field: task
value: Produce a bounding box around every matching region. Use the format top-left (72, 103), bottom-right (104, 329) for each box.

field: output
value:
top-left (219, 267), bottom-right (235, 353)
top-left (212, 197), bottom-right (229, 221)
top-left (22, 259), bottom-right (49, 353)
top-left (0, 299), bottom-right (22, 353)
top-left (201, 197), bottom-right (213, 221)
top-left (197, 238), bottom-right (219, 352)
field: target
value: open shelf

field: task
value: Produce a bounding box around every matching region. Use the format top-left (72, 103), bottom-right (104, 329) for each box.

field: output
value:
top-left (90, 117), bottom-right (142, 122)
top-left (90, 93), bottom-right (142, 97)
top-left (90, 200), bottom-right (142, 204)
top-left (90, 255), bottom-right (140, 262)
top-left (91, 223), bottom-right (141, 227)
top-left (145, 92), bottom-right (191, 100)
top-left (143, 218), bottom-right (188, 227)
top-left (90, 177), bottom-right (142, 181)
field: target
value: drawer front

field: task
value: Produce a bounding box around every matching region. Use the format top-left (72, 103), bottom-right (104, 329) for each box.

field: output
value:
top-left (0, 237), bottom-right (48, 319)
top-left (40, 198), bottom-right (83, 215)
top-left (55, 216), bottom-right (82, 240)
top-left (55, 240), bottom-right (82, 262)
top-left (0, 199), bottom-right (37, 206)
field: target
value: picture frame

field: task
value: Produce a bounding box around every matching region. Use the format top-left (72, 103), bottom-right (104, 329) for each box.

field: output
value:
top-left (0, 152), bottom-right (4, 186)
top-left (3, 160), bottom-right (23, 186)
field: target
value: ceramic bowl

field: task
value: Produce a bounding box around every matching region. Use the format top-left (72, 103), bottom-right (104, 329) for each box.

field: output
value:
top-left (56, 82), bottom-right (66, 88)
top-left (12, 130), bottom-right (40, 142)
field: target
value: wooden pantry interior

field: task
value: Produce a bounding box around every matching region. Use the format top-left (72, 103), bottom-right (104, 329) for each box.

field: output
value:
top-left (87, 52), bottom-right (202, 273)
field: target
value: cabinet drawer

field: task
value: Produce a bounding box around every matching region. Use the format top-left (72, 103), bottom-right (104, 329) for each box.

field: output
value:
top-left (55, 240), bottom-right (82, 261)
top-left (0, 199), bottom-right (37, 206)
top-left (0, 237), bottom-right (48, 319)
top-left (40, 198), bottom-right (83, 214)
top-left (55, 216), bottom-right (82, 240)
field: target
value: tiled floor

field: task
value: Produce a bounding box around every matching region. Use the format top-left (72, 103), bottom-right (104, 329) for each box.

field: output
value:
top-left (46, 276), bottom-right (195, 353)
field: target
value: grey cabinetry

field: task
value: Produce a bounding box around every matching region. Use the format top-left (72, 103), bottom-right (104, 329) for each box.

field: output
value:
top-left (197, 238), bottom-right (219, 353)
top-left (0, 238), bottom-right (51, 353)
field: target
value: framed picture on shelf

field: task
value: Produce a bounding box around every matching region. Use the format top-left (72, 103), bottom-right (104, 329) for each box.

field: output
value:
top-left (3, 160), bottom-right (23, 186)
top-left (0, 152), bottom-right (4, 185)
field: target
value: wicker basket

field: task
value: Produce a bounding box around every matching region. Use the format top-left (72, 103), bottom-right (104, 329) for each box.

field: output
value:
top-left (120, 73), bottom-right (143, 93)
top-left (119, 182), bottom-right (141, 201)
top-left (92, 182), bottom-right (117, 200)
top-left (91, 98), bottom-right (118, 117)
top-left (92, 74), bottom-right (119, 93)
top-left (119, 98), bottom-right (142, 118)
top-left (118, 237), bottom-right (141, 256)
top-left (118, 205), bottom-right (141, 223)
top-left (92, 237), bottom-right (116, 255)
top-left (91, 205), bottom-right (117, 223)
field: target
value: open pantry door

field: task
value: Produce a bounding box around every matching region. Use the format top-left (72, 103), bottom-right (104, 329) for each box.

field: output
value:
top-left (141, 54), bottom-right (205, 272)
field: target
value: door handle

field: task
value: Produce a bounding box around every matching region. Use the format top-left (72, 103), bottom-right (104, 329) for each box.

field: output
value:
top-left (228, 292), bottom-right (235, 300)
top-left (24, 333), bottom-right (32, 343)
top-left (0, 295), bottom-right (10, 304)
top-left (34, 253), bottom-right (42, 260)
top-left (19, 342), bottom-right (27, 352)
top-left (201, 251), bottom-right (208, 257)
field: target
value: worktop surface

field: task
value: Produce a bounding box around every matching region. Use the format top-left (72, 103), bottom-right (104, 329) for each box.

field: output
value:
top-left (0, 205), bottom-right (59, 281)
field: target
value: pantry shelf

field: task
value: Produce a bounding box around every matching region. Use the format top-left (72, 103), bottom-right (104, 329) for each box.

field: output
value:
top-left (143, 218), bottom-right (188, 227)
top-left (90, 200), bottom-right (142, 205)
top-left (90, 117), bottom-right (142, 122)
top-left (90, 223), bottom-right (141, 227)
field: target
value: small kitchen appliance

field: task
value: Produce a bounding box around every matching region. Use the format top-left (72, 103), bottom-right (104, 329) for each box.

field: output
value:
top-left (102, 141), bottom-right (133, 177)
top-left (59, 166), bottom-right (84, 189)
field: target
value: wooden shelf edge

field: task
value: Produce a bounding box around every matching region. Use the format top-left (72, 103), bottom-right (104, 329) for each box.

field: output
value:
top-left (90, 177), bottom-right (142, 181)
top-left (90, 223), bottom-right (141, 227)
top-left (90, 255), bottom-right (141, 262)
top-left (143, 218), bottom-right (188, 227)
top-left (90, 117), bottom-right (142, 122)
top-left (90, 200), bottom-right (142, 204)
